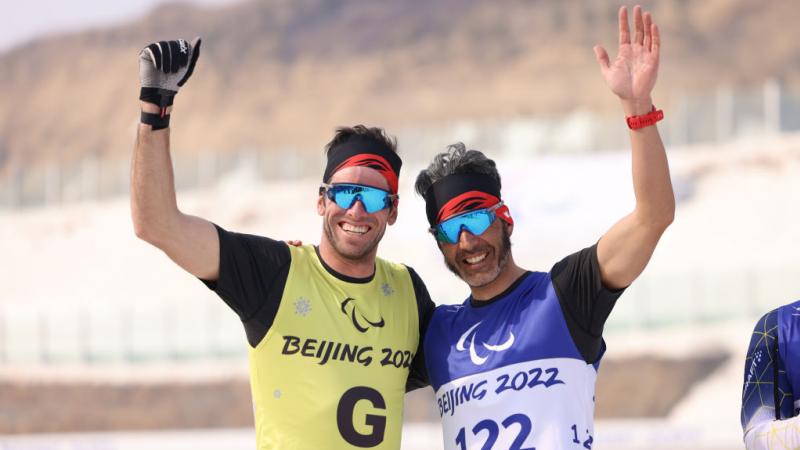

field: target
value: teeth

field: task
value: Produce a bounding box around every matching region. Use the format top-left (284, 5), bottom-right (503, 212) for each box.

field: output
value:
top-left (342, 223), bottom-right (368, 234)
top-left (465, 253), bottom-right (487, 264)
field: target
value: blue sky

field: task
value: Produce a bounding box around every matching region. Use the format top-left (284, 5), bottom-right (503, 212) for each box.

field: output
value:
top-left (3, 0), bottom-right (239, 51)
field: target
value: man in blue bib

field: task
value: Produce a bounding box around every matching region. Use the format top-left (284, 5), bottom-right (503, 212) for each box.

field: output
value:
top-left (414, 5), bottom-right (674, 449)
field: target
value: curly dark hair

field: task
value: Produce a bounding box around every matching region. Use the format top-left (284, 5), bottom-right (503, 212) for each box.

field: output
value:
top-left (414, 142), bottom-right (501, 197)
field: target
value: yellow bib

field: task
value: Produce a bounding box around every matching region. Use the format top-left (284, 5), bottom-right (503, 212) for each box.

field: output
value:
top-left (248, 245), bottom-right (419, 449)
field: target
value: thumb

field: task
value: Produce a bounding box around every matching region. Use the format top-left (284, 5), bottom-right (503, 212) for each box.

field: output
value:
top-left (177, 36), bottom-right (202, 87)
top-left (593, 45), bottom-right (610, 71)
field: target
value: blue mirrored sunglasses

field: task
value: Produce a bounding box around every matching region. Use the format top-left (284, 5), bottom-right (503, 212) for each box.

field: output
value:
top-left (429, 202), bottom-right (504, 244)
top-left (320, 183), bottom-right (397, 214)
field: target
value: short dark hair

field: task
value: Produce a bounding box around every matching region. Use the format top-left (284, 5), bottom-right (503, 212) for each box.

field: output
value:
top-left (324, 125), bottom-right (397, 155)
top-left (414, 142), bottom-right (501, 197)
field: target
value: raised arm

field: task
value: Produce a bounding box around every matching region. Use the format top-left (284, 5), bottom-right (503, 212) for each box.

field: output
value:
top-left (593, 6), bottom-right (675, 289)
top-left (131, 38), bottom-right (220, 280)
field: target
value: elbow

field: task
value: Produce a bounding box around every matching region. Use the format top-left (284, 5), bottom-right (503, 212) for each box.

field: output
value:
top-left (131, 202), bottom-right (179, 246)
top-left (652, 193), bottom-right (676, 229)
top-left (659, 204), bottom-right (676, 229)
top-left (132, 214), bottom-right (166, 246)
top-left (636, 201), bottom-right (675, 233)
top-left (132, 217), bottom-right (155, 244)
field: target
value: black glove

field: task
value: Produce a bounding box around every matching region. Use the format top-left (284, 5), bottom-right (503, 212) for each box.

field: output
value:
top-left (138, 37), bottom-right (201, 114)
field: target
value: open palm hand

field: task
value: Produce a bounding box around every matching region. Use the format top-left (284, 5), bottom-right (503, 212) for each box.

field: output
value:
top-left (594, 6), bottom-right (660, 115)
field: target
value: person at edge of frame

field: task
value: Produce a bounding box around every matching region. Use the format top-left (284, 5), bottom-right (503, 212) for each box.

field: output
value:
top-left (413, 5), bottom-right (674, 449)
top-left (741, 299), bottom-right (800, 449)
top-left (130, 37), bottom-right (434, 449)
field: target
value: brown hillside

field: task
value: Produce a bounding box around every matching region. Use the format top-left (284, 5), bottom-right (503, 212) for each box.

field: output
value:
top-left (0, 352), bottom-right (728, 433)
top-left (0, 0), bottom-right (798, 169)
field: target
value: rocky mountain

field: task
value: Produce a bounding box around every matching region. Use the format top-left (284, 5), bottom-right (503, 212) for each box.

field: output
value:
top-left (1, 0), bottom-right (798, 169)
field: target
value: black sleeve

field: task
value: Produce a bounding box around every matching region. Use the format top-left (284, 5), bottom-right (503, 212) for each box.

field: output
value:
top-left (200, 224), bottom-right (291, 347)
top-left (550, 244), bottom-right (624, 364)
top-left (405, 266), bottom-right (436, 392)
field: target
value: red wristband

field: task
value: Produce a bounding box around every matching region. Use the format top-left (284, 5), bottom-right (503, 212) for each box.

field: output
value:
top-left (626, 106), bottom-right (664, 130)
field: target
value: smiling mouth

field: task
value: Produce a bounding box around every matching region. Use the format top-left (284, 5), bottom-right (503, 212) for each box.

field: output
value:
top-left (462, 251), bottom-right (489, 266)
top-left (340, 222), bottom-right (370, 235)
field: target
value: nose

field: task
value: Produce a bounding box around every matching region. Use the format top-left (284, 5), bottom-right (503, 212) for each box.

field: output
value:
top-left (457, 226), bottom-right (480, 247)
top-left (345, 194), bottom-right (368, 218)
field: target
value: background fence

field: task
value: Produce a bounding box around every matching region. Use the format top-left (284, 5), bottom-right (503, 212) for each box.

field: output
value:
top-left (2, 78), bottom-right (800, 365)
top-left (2, 80), bottom-right (800, 210)
top-left (1, 266), bottom-right (798, 365)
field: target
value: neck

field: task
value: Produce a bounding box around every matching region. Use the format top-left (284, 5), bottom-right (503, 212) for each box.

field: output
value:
top-left (317, 237), bottom-right (377, 279)
top-left (470, 255), bottom-right (526, 301)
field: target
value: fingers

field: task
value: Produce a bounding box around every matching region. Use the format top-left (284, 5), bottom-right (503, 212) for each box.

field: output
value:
top-left (155, 41), bottom-right (170, 74)
top-left (144, 43), bottom-right (161, 70)
top-left (177, 37), bottom-right (202, 87)
top-left (652, 23), bottom-right (661, 56)
top-left (176, 39), bottom-right (189, 70)
top-left (643, 12), bottom-right (652, 51)
top-left (618, 6), bottom-right (630, 45)
top-left (141, 37), bottom-right (202, 86)
top-left (633, 5), bottom-right (644, 46)
top-left (593, 45), bottom-right (610, 71)
top-left (169, 41), bottom-right (181, 73)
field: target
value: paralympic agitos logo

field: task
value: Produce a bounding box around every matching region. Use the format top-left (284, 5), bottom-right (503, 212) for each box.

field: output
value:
top-left (341, 297), bottom-right (385, 333)
top-left (457, 321), bottom-right (515, 365)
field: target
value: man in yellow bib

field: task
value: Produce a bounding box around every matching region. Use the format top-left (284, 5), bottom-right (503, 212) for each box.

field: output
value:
top-left (131, 37), bottom-right (434, 449)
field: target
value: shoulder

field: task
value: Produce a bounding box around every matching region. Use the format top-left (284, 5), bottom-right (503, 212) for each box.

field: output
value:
top-left (288, 243), bottom-right (314, 259)
top-left (377, 259), bottom-right (428, 294)
top-left (376, 256), bottom-right (414, 277)
top-left (777, 300), bottom-right (800, 318)
top-left (428, 303), bottom-right (466, 325)
top-left (395, 264), bottom-right (436, 313)
top-left (756, 300), bottom-right (800, 331)
top-left (216, 225), bottom-right (291, 257)
top-left (549, 245), bottom-right (599, 284)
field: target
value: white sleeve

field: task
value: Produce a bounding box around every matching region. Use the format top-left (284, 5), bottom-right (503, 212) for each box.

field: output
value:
top-left (745, 414), bottom-right (800, 450)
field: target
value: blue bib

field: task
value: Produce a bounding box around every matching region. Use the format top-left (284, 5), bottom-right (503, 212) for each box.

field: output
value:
top-left (424, 271), bottom-right (600, 450)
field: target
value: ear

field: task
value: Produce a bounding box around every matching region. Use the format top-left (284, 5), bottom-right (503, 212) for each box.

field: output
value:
top-left (387, 198), bottom-right (399, 225)
top-left (317, 194), bottom-right (325, 216)
top-left (504, 220), bottom-right (514, 236)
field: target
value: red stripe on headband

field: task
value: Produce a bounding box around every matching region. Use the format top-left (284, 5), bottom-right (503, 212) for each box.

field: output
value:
top-left (333, 154), bottom-right (399, 194)
top-left (436, 191), bottom-right (499, 223)
top-left (494, 204), bottom-right (514, 227)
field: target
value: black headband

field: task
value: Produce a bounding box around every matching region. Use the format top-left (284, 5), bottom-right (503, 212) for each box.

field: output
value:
top-left (423, 173), bottom-right (502, 226)
top-left (323, 135), bottom-right (402, 193)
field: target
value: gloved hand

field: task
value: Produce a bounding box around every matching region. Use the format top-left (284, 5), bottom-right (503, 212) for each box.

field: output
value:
top-left (138, 37), bottom-right (201, 114)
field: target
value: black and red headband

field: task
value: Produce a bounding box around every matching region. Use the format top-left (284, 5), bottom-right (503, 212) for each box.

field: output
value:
top-left (423, 173), bottom-right (513, 227)
top-left (323, 135), bottom-right (402, 194)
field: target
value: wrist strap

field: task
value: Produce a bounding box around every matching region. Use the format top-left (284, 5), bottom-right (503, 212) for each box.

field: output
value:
top-left (141, 111), bottom-right (171, 130)
top-left (140, 87), bottom-right (176, 118)
top-left (626, 106), bottom-right (664, 130)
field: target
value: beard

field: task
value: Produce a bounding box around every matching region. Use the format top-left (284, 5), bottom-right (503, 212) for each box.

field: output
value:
top-left (444, 223), bottom-right (512, 288)
top-left (323, 215), bottom-right (386, 261)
